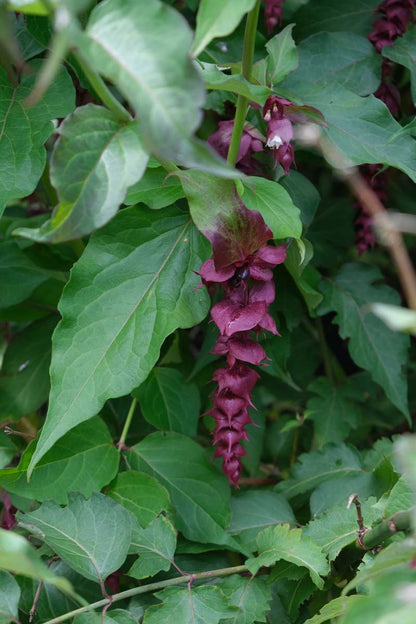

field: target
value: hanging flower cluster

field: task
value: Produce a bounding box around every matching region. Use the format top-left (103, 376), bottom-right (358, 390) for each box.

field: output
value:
top-left (368, 0), bottom-right (416, 115)
top-left (263, 0), bottom-right (285, 34)
top-left (207, 120), bottom-right (264, 174)
top-left (199, 205), bottom-right (286, 486)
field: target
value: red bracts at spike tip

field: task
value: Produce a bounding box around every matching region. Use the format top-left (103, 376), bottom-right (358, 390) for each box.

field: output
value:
top-left (200, 234), bottom-right (286, 486)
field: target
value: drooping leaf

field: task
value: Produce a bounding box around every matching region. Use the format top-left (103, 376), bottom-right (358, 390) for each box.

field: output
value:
top-left (191, 0), bottom-right (256, 58)
top-left (318, 263), bottom-right (409, 417)
top-left (0, 315), bottom-right (57, 421)
top-left (198, 63), bottom-right (271, 104)
top-left (128, 516), bottom-right (176, 580)
top-left (246, 525), bottom-right (330, 589)
top-left (143, 586), bottom-right (237, 624)
top-left (124, 167), bottom-right (185, 209)
top-left (15, 104), bottom-right (149, 243)
top-left (107, 470), bottom-right (172, 528)
top-left (304, 596), bottom-right (359, 624)
top-left (280, 32), bottom-right (380, 96)
top-left (0, 570), bottom-right (20, 624)
top-left (383, 29), bottom-right (416, 105)
top-left (304, 497), bottom-right (380, 561)
top-left (0, 528), bottom-right (74, 595)
top-left (0, 61), bottom-right (75, 213)
top-left (266, 24), bottom-right (298, 85)
top-left (306, 377), bottom-right (361, 447)
top-left (18, 492), bottom-right (132, 583)
top-left (228, 490), bottom-right (295, 550)
top-left (220, 575), bottom-right (271, 624)
top-left (28, 206), bottom-right (210, 474)
top-left (133, 367), bottom-right (200, 436)
top-left (125, 432), bottom-right (241, 551)
top-left (80, 0), bottom-right (234, 176)
top-left (0, 418), bottom-right (119, 503)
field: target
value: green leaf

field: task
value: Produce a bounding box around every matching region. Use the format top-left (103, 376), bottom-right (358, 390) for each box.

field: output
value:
top-left (18, 492), bottom-right (132, 583)
top-left (0, 315), bottom-right (57, 420)
top-left (124, 167), bottom-right (185, 209)
top-left (246, 525), bottom-right (329, 589)
top-left (0, 61), bottom-right (75, 213)
top-left (241, 176), bottom-right (302, 239)
top-left (191, 0), bottom-right (256, 58)
top-left (318, 263), bottom-right (410, 417)
top-left (143, 586), bottom-right (237, 624)
top-left (133, 367), bottom-right (200, 436)
top-left (0, 432), bottom-right (16, 469)
top-left (266, 24), bottom-right (298, 85)
top-left (304, 596), bottom-right (359, 624)
top-left (281, 32), bottom-right (380, 96)
top-left (28, 206), bottom-right (210, 474)
top-left (276, 574), bottom-right (317, 620)
top-left (285, 82), bottom-right (416, 182)
top-left (284, 243), bottom-right (323, 313)
top-left (125, 432), bottom-right (240, 551)
top-left (198, 63), bottom-right (271, 104)
top-left (15, 104), bottom-right (149, 243)
top-left (0, 417), bottom-right (119, 503)
top-left (107, 470), bottom-right (172, 528)
top-left (279, 171), bottom-right (320, 227)
top-left (220, 575), bottom-right (271, 624)
top-left (383, 29), bottom-right (416, 105)
top-left (384, 475), bottom-right (414, 518)
top-left (81, 0), bottom-right (235, 176)
top-left (276, 443), bottom-right (364, 501)
top-left (304, 498), bottom-right (379, 561)
top-left (0, 528), bottom-right (74, 595)
top-left (0, 241), bottom-right (60, 308)
top-left (0, 570), bottom-right (20, 624)
top-left (306, 377), bottom-right (361, 447)
top-left (128, 516), bottom-right (176, 580)
top-left (228, 490), bottom-right (295, 550)
top-left (293, 0), bottom-right (382, 40)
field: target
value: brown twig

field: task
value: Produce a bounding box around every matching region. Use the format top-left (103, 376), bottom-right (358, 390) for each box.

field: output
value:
top-left (348, 493), bottom-right (369, 548)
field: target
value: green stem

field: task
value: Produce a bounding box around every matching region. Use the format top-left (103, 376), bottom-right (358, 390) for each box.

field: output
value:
top-left (361, 509), bottom-right (413, 550)
top-left (227, 0), bottom-right (261, 166)
top-left (72, 49), bottom-right (132, 123)
top-left (117, 398), bottom-right (137, 450)
top-left (43, 565), bottom-right (248, 624)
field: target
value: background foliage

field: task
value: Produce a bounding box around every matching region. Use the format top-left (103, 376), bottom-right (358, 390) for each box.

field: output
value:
top-left (0, 0), bottom-right (415, 623)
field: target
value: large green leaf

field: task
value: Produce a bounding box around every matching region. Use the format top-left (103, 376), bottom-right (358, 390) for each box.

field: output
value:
top-left (220, 575), bottom-right (271, 624)
top-left (191, 0), bottom-right (256, 58)
top-left (28, 206), bottom-right (210, 474)
top-left (0, 417), bottom-right (119, 503)
top-left (106, 470), bottom-right (172, 528)
top-left (246, 525), bottom-right (330, 589)
top-left (266, 24), bottom-right (298, 85)
top-left (228, 490), bottom-right (295, 550)
top-left (15, 104), bottom-right (149, 243)
top-left (293, 0), bottom-right (382, 40)
top-left (80, 0), bottom-right (234, 175)
top-left (124, 167), bottom-right (185, 209)
top-left (0, 529), bottom-right (73, 595)
top-left (0, 61), bottom-right (75, 213)
top-left (134, 367), bottom-right (200, 436)
top-left (383, 29), bottom-right (416, 105)
top-left (318, 263), bottom-right (409, 417)
top-left (125, 432), bottom-right (240, 551)
top-left (276, 443), bottom-right (365, 501)
top-left (128, 515), bottom-right (177, 580)
top-left (143, 586), bottom-right (237, 624)
top-left (0, 571), bottom-right (20, 624)
top-left (306, 377), bottom-right (361, 447)
top-left (0, 315), bottom-right (57, 421)
top-left (18, 492), bottom-right (132, 583)
top-left (280, 32), bottom-right (380, 96)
